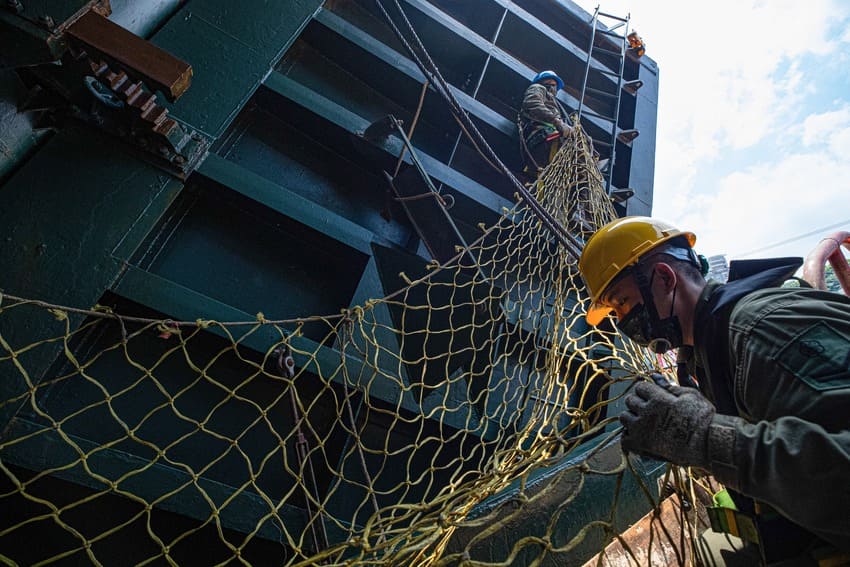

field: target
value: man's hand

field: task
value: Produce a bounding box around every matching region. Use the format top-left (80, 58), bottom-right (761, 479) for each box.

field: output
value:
top-left (554, 119), bottom-right (572, 136)
top-left (620, 381), bottom-right (716, 468)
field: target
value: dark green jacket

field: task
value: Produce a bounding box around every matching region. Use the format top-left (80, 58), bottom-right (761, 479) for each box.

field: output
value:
top-left (693, 270), bottom-right (850, 551)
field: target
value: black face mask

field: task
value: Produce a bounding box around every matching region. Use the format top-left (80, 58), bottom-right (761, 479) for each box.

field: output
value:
top-left (614, 271), bottom-right (684, 354)
top-left (615, 303), bottom-right (653, 346)
top-left (616, 303), bottom-right (683, 353)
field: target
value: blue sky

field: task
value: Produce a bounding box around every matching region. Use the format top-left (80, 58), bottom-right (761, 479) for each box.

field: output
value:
top-left (573, 0), bottom-right (850, 265)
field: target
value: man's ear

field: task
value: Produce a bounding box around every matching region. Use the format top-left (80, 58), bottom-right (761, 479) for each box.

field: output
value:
top-left (653, 262), bottom-right (677, 292)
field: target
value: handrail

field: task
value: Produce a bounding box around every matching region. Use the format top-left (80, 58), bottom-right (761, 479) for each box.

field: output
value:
top-left (802, 231), bottom-right (850, 295)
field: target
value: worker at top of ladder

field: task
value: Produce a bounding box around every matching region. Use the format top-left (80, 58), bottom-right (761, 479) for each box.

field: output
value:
top-left (578, 216), bottom-right (850, 565)
top-left (627, 30), bottom-right (645, 58)
top-left (517, 70), bottom-right (573, 178)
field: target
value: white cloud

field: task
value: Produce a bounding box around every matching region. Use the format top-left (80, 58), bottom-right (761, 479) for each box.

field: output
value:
top-left (641, 1), bottom-right (848, 220)
top-left (689, 105), bottom-right (850, 260)
top-left (686, 149), bottom-right (850, 258)
top-left (572, 0), bottom-right (850, 262)
top-left (802, 107), bottom-right (850, 146)
top-left (829, 126), bottom-right (850, 155)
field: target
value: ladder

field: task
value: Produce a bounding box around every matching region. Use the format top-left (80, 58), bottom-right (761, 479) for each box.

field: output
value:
top-left (577, 6), bottom-right (640, 197)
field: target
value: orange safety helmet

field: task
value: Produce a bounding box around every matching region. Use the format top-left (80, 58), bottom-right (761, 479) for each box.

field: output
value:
top-left (578, 216), bottom-right (696, 325)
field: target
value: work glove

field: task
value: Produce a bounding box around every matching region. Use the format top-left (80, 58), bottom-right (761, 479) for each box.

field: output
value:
top-left (554, 119), bottom-right (572, 136)
top-left (619, 381), bottom-right (716, 468)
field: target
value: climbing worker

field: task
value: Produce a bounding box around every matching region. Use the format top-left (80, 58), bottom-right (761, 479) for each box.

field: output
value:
top-left (518, 70), bottom-right (574, 177)
top-left (627, 31), bottom-right (645, 58)
top-left (518, 70), bottom-right (607, 183)
top-left (578, 216), bottom-right (850, 565)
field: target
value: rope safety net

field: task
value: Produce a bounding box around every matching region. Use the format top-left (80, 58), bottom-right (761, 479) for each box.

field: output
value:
top-left (0, 130), bottom-right (699, 566)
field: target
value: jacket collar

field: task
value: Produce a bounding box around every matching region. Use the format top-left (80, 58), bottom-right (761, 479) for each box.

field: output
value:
top-left (709, 257), bottom-right (803, 314)
top-left (691, 256), bottom-right (802, 412)
top-left (695, 256), bottom-right (802, 342)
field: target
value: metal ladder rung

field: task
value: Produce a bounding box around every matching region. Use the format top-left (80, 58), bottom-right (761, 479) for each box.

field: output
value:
top-left (582, 109), bottom-right (616, 122)
top-left (598, 29), bottom-right (625, 39)
top-left (593, 46), bottom-right (623, 58)
top-left (598, 11), bottom-right (628, 22)
top-left (609, 22), bottom-right (626, 32)
top-left (595, 68), bottom-right (621, 78)
top-left (586, 86), bottom-right (618, 99)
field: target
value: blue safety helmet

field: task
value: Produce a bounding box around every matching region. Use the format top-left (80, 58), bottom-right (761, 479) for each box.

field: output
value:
top-left (532, 70), bottom-right (563, 91)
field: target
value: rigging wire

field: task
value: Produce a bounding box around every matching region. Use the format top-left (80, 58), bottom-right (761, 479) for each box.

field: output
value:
top-left (733, 218), bottom-right (850, 258)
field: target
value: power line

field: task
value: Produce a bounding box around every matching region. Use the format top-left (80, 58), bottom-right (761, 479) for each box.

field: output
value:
top-left (733, 219), bottom-right (850, 258)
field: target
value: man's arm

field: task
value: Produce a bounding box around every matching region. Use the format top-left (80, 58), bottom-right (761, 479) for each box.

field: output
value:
top-left (718, 288), bottom-right (850, 549)
top-left (621, 379), bottom-right (850, 549)
top-left (709, 413), bottom-right (850, 549)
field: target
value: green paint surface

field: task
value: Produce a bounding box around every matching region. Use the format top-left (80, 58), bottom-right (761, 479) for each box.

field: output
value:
top-left (152, 0), bottom-right (322, 137)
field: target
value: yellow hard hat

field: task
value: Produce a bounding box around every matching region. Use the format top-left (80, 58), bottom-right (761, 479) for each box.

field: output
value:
top-left (578, 216), bottom-right (696, 326)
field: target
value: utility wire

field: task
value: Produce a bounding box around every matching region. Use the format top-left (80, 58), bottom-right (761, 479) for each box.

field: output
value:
top-left (733, 219), bottom-right (850, 258)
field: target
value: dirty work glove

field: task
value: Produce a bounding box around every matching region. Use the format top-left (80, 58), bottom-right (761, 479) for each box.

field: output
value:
top-left (619, 381), bottom-right (716, 468)
top-left (554, 119), bottom-right (572, 136)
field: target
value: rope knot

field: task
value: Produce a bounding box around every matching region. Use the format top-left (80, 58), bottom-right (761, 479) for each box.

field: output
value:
top-left (48, 308), bottom-right (67, 321)
top-left (157, 321), bottom-right (180, 339)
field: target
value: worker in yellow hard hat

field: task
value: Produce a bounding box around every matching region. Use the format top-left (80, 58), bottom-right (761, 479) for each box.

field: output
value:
top-left (580, 216), bottom-right (701, 353)
top-left (578, 216), bottom-right (850, 565)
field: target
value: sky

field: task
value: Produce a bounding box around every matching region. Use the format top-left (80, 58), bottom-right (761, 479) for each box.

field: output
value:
top-left (572, 0), bottom-right (850, 265)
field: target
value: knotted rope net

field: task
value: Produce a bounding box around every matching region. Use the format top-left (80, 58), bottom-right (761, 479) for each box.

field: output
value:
top-left (0, 129), bottom-right (700, 566)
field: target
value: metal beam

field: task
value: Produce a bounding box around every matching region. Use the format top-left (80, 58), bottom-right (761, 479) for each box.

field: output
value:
top-left (111, 266), bottom-right (477, 434)
top-left (391, 0), bottom-right (619, 137)
top-left (198, 153), bottom-right (374, 256)
top-left (1, 416), bottom-right (326, 544)
top-left (313, 9), bottom-right (516, 139)
top-left (262, 71), bottom-right (511, 222)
